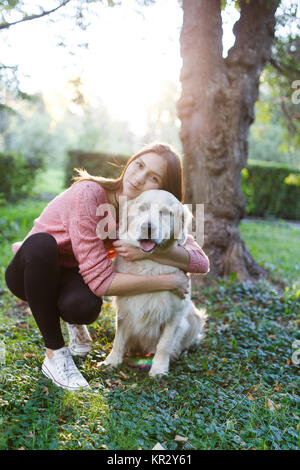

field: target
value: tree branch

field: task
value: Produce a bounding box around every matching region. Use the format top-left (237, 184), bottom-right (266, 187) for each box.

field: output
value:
top-left (0, 0), bottom-right (72, 31)
top-left (280, 100), bottom-right (298, 133)
top-left (269, 56), bottom-right (299, 80)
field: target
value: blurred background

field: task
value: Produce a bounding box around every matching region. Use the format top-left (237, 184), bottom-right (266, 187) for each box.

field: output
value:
top-left (0, 0), bottom-right (299, 194)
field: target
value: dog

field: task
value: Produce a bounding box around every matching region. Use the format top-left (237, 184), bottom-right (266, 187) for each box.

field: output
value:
top-left (100, 189), bottom-right (207, 377)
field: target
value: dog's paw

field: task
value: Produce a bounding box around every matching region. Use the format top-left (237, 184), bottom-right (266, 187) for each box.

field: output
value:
top-left (97, 355), bottom-right (122, 369)
top-left (149, 367), bottom-right (168, 378)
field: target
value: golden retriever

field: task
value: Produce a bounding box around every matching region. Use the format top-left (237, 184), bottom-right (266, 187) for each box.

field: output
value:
top-left (100, 189), bottom-right (207, 377)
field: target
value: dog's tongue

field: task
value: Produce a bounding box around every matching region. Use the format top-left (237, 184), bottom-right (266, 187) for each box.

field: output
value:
top-left (139, 240), bottom-right (156, 252)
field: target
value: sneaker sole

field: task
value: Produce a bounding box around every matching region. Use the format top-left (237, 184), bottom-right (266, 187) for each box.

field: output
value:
top-left (41, 364), bottom-right (89, 391)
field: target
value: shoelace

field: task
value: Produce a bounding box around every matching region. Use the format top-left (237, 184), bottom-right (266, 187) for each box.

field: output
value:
top-left (55, 349), bottom-right (80, 382)
top-left (65, 351), bottom-right (82, 381)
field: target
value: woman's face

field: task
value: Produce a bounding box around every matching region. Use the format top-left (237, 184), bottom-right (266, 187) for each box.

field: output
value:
top-left (121, 152), bottom-right (166, 199)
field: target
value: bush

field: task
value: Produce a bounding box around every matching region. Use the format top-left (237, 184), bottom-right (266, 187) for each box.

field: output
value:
top-left (242, 160), bottom-right (300, 220)
top-left (65, 150), bottom-right (129, 187)
top-left (0, 152), bottom-right (44, 204)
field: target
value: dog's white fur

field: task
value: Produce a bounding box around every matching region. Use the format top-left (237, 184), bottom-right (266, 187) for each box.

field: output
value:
top-left (101, 190), bottom-right (207, 377)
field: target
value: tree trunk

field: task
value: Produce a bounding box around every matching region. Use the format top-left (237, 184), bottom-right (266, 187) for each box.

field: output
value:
top-left (177, 0), bottom-right (280, 281)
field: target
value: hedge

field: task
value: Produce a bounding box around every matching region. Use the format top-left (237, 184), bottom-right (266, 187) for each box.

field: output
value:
top-left (0, 152), bottom-right (44, 204)
top-left (242, 160), bottom-right (300, 220)
top-left (65, 151), bottom-right (300, 221)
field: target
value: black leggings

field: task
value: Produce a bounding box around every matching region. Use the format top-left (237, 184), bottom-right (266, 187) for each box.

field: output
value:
top-left (5, 233), bottom-right (102, 350)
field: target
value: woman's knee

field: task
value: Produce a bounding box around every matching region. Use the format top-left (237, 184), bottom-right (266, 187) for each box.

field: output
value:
top-left (22, 233), bottom-right (59, 264)
top-left (59, 293), bottom-right (102, 325)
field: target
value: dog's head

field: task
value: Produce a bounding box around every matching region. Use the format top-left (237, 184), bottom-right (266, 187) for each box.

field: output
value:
top-left (119, 190), bottom-right (193, 254)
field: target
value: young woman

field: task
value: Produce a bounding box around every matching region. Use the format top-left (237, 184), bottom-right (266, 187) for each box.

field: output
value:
top-left (5, 143), bottom-right (209, 391)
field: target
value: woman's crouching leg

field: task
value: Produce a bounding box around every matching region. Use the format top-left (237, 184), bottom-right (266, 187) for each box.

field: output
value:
top-left (58, 267), bottom-right (102, 325)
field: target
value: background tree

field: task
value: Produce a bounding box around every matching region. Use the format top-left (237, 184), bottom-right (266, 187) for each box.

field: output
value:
top-left (176, 0), bottom-right (294, 281)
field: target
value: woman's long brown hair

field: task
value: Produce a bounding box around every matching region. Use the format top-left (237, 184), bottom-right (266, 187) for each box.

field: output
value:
top-left (71, 142), bottom-right (184, 202)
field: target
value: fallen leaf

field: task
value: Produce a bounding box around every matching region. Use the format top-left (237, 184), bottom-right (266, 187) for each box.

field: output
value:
top-left (205, 371), bottom-right (215, 376)
top-left (119, 371), bottom-right (127, 379)
top-left (152, 443), bottom-right (165, 450)
top-left (174, 435), bottom-right (188, 442)
top-left (248, 393), bottom-right (255, 401)
top-left (266, 398), bottom-right (275, 411)
top-left (268, 334), bottom-right (277, 339)
top-left (42, 386), bottom-right (48, 395)
top-left (105, 379), bottom-right (114, 388)
top-left (16, 323), bottom-right (28, 329)
top-left (23, 353), bottom-right (35, 359)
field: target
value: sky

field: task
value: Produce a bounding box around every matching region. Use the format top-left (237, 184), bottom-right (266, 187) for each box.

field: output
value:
top-left (1, 0), bottom-right (239, 134)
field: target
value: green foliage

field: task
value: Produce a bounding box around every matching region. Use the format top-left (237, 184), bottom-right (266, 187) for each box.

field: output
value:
top-left (0, 152), bottom-right (44, 204)
top-left (0, 273), bottom-right (299, 450)
top-left (263, 1), bottom-right (300, 150)
top-left (242, 161), bottom-right (300, 220)
top-left (5, 97), bottom-right (59, 168)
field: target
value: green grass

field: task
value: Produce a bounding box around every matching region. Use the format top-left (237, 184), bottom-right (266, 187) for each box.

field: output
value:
top-left (0, 171), bottom-right (299, 450)
top-left (240, 218), bottom-right (300, 288)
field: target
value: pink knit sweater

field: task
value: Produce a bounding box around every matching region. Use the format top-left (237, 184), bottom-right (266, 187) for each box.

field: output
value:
top-left (12, 181), bottom-right (209, 297)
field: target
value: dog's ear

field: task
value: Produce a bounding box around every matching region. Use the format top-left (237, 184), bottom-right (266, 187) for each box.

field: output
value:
top-left (174, 203), bottom-right (193, 245)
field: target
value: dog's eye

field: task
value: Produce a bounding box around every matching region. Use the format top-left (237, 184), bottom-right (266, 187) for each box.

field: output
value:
top-left (138, 204), bottom-right (148, 212)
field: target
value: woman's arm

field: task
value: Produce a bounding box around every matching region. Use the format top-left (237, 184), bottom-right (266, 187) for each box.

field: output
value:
top-left (149, 244), bottom-right (190, 271)
top-left (105, 271), bottom-right (189, 297)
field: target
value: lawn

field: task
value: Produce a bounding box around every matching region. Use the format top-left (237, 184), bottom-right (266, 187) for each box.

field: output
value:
top-left (0, 168), bottom-right (299, 450)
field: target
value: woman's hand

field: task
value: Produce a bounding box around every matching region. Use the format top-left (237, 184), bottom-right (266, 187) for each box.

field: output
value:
top-left (169, 271), bottom-right (190, 299)
top-left (112, 240), bottom-right (147, 261)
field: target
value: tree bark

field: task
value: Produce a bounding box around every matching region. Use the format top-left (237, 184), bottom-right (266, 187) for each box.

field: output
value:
top-left (177, 0), bottom-right (281, 281)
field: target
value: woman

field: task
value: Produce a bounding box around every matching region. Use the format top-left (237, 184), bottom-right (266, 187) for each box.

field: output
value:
top-left (5, 142), bottom-right (209, 391)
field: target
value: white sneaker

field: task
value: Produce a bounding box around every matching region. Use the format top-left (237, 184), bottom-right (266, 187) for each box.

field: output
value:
top-left (67, 324), bottom-right (93, 357)
top-left (42, 347), bottom-right (89, 391)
